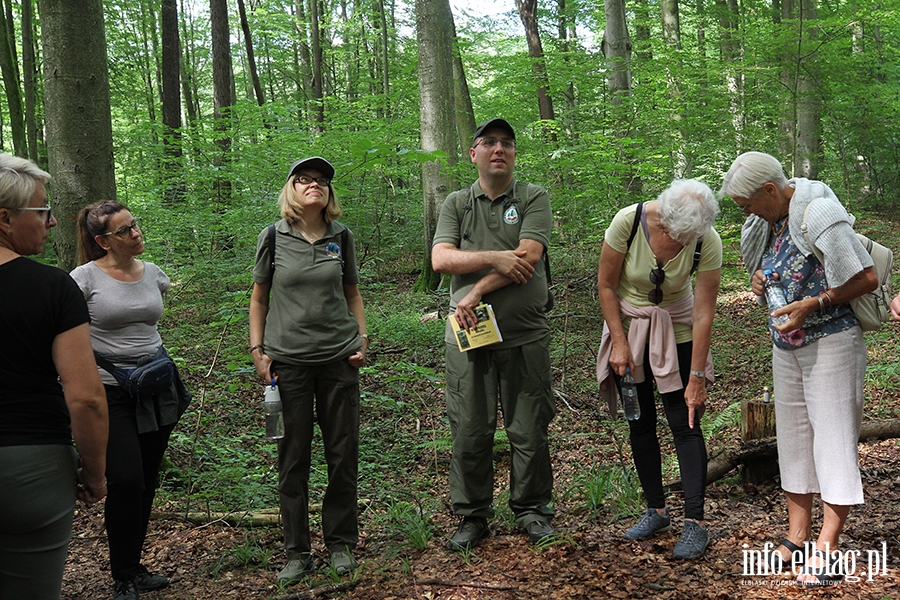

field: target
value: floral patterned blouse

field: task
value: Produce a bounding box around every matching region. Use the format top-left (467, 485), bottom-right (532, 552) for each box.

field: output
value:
top-left (761, 217), bottom-right (859, 349)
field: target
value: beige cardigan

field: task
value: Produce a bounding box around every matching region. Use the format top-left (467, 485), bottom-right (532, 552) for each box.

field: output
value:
top-left (596, 294), bottom-right (714, 417)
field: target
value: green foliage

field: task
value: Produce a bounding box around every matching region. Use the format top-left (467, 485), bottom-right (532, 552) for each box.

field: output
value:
top-left (566, 461), bottom-right (643, 519)
top-left (210, 533), bottom-right (275, 576)
top-left (701, 400), bottom-right (742, 439)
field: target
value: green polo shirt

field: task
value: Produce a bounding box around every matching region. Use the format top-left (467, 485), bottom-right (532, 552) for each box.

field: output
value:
top-left (433, 178), bottom-right (552, 348)
top-left (252, 219), bottom-right (362, 365)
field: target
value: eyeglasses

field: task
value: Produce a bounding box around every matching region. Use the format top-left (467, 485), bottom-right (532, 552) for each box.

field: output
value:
top-left (648, 268), bottom-right (665, 305)
top-left (475, 137), bottom-right (516, 150)
top-left (294, 175), bottom-right (331, 187)
top-left (100, 219), bottom-right (141, 239)
top-left (19, 204), bottom-right (52, 223)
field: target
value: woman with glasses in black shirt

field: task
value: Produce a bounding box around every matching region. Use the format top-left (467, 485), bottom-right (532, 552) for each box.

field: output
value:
top-left (596, 179), bottom-right (722, 559)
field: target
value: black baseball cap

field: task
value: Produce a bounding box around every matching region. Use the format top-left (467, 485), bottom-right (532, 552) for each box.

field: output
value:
top-left (472, 118), bottom-right (515, 147)
top-left (286, 157), bottom-right (335, 182)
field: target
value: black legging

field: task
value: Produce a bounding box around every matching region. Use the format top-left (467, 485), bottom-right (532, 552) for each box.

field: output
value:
top-left (617, 341), bottom-right (707, 521)
top-left (104, 385), bottom-right (175, 581)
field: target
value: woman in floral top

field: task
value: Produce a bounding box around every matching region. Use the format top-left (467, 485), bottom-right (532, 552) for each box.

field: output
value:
top-left (721, 152), bottom-right (877, 588)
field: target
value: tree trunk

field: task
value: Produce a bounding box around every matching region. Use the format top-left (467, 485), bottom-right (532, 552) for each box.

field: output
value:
top-left (414, 0), bottom-right (458, 292)
top-left (38, 0), bottom-right (116, 271)
top-left (0, 1), bottom-right (26, 156)
top-left (376, 0), bottom-right (390, 102)
top-left (293, 0), bottom-right (314, 123)
top-left (778, 0), bottom-right (822, 178)
top-left (210, 0), bottom-right (233, 204)
top-left (717, 0), bottom-right (743, 149)
top-left (450, 18), bottom-right (475, 157)
top-left (161, 0), bottom-right (184, 203)
top-left (309, 0), bottom-right (325, 125)
top-left (603, 0), bottom-right (641, 195)
top-left (237, 0), bottom-right (265, 106)
top-left (22, 0), bottom-right (39, 163)
top-left (179, 0), bottom-right (199, 126)
top-left (515, 0), bottom-right (556, 136)
top-left (661, 0), bottom-right (682, 49)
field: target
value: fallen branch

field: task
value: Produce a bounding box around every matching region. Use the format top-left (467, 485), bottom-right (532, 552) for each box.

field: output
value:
top-left (271, 580), bottom-right (358, 600)
top-left (415, 578), bottom-right (516, 591)
top-left (674, 418), bottom-right (900, 487)
top-left (152, 499), bottom-right (372, 526)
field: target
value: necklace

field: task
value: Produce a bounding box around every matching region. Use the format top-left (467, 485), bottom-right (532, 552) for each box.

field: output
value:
top-left (771, 217), bottom-right (788, 236)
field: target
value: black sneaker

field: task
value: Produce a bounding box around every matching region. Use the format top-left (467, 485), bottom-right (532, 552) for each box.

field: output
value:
top-left (113, 579), bottom-right (138, 600)
top-left (523, 519), bottom-right (554, 544)
top-left (448, 517), bottom-right (489, 551)
top-left (134, 565), bottom-right (169, 591)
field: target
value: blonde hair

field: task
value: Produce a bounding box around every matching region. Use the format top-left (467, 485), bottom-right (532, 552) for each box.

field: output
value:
top-left (278, 178), bottom-right (342, 223)
top-left (719, 152), bottom-right (789, 199)
top-left (0, 153), bottom-right (50, 210)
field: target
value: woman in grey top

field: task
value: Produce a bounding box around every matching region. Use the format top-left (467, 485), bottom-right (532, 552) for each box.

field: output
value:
top-left (71, 201), bottom-right (189, 600)
top-left (721, 152), bottom-right (877, 587)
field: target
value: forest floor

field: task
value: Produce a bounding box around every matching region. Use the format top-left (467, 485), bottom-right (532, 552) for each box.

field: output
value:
top-left (60, 238), bottom-right (900, 600)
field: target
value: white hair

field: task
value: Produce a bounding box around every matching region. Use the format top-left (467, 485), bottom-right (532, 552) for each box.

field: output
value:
top-left (0, 153), bottom-right (50, 210)
top-left (719, 151), bottom-right (789, 199)
top-left (657, 179), bottom-right (720, 245)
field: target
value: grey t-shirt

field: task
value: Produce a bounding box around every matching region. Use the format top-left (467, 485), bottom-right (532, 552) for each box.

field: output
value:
top-left (70, 260), bottom-right (169, 385)
top-left (252, 219), bottom-right (363, 366)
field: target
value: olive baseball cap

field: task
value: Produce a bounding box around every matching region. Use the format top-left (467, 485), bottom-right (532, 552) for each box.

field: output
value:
top-left (286, 157), bottom-right (335, 182)
top-left (471, 118), bottom-right (515, 146)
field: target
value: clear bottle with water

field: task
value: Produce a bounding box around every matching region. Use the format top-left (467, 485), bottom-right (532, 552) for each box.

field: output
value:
top-left (763, 269), bottom-right (790, 327)
top-left (620, 366), bottom-right (641, 421)
top-left (263, 379), bottom-right (285, 440)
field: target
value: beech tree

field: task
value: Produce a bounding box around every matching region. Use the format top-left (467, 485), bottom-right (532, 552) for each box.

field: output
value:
top-left (415, 0), bottom-right (458, 291)
top-left (38, 0), bottom-right (116, 271)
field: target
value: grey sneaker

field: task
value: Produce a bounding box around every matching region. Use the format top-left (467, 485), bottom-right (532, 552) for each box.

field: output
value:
top-left (624, 508), bottom-right (671, 540)
top-left (330, 549), bottom-right (358, 574)
top-left (673, 520), bottom-right (710, 559)
top-left (276, 555), bottom-right (316, 583)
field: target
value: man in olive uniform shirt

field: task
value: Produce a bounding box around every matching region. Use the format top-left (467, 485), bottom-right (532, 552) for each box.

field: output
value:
top-left (432, 118), bottom-right (555, 550)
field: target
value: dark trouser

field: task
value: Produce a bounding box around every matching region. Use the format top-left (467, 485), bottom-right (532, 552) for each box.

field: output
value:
top-left (273, 359), bottom-right (360, 558)
top-left (0, 444), bottom-right (77, 600)
top-left (105, 384), bottom-right (175, 581)
top-left (445, 335), bottom-right (555, 527)
top-left (619, 341), bottom-right (707, 521)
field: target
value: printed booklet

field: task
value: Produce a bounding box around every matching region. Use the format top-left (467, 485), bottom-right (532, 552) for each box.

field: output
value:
top-left (450, 303), bottom-right (503, 352)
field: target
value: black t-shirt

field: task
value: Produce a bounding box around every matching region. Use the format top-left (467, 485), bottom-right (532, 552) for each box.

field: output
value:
top-left (0, 257), bottom-right (90, 446)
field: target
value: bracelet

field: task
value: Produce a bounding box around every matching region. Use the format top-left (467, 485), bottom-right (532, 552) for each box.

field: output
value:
top-left (817, 293), bottom-right (826, 314)
top-left (690, 370), bottom-right (706, 379)
top-left (823, 289), bottom-right (834, 308)
top-left (84, 477), bottom-right (107, 489)
top-left (360, 334), bottom-right (368, 340)
top-left (248, 344), bottom-right (264, 354)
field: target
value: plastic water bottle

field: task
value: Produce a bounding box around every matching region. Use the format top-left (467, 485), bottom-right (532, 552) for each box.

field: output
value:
top-left (763, 269), bottom-right (790, 327)
top-left (263, 379), bottom-right (285, 439)
top-left (621, 366), bottom-right (641, 421)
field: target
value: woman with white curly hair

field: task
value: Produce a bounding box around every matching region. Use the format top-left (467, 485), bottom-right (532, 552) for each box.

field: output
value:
top-left (596, 179), bottom-right (722, 559)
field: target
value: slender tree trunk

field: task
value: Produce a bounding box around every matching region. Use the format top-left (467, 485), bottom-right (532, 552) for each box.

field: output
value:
top-left (0, 2), bottom-right (26, 156)
top-left (309, 0), bottom-right (325, 126)
top-left (778, 0), bottom-right (822, 177)
top-left (22, 0), bottom-right (38, 163)
top-left (633, 0), bottom-right (652, 59)
top-left (38, 0), bottom-right (116, 271)
top-left (515, 0), bottom-right (556, 137)
top-left (237, 0), bottom-right (265, 106)
top-left (557, 0), bottom-right (577, 116)
top-left (717, 0), bottom-right (743, 149)
top-left (415, 0), bottom-right (458, 292)
top-left (603, 0), bottom-right (641, 195)
top-left (179, 0), bottom-right (198, 125)
top-left (161, 0), bottom-right (184, 203)
top-left (450, 18), bottom-right (475, 156)
top-left (294, 0), bottom-right (314, 123)
top-left (376, 0), bottom-right (390, 101)
top-left (210, 0), bottom-right (233, 204)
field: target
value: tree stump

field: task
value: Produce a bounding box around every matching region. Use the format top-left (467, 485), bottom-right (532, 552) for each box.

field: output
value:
top-left (740, 396), bottom-right (778, 484)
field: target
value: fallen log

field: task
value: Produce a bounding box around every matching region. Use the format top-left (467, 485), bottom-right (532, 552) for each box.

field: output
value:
top-left (673, 418), bottom-right (900, 487)
top-left (151, 499), bottom-right (372, 526)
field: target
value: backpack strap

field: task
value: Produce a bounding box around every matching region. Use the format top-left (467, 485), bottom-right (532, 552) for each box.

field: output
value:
top-left (267, 223), bottom-right (277, 276)
top-left (94, 351), bottom-right (118, 375)
top-left (626, 203), bottom-right (644, 251)
top-left (691, 238), bottom-right (704, 275)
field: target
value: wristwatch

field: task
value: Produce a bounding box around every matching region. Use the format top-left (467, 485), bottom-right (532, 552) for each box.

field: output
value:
top-left (690, 370), bottom-right (706, 379)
